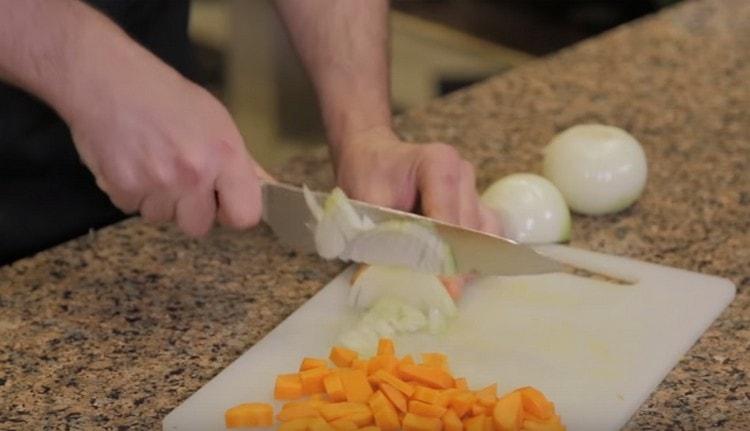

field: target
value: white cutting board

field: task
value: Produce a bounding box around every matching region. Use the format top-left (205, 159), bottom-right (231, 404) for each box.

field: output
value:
top-left (163, 245), bottom-right (735, 431)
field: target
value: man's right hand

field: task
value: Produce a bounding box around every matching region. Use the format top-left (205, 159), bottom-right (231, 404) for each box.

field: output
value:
top-left (67, 68), bottom-right (267, 237)
top-left (0, 0), bottom-right (266, 237)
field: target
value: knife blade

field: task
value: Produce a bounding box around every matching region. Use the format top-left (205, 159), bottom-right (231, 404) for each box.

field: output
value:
top-left (261, 181), bottom-right (563, 276)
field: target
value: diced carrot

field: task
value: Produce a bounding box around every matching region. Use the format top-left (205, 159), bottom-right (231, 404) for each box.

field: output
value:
top-left (421, 353), bottom-right (449, 371)
top-left (368, 354), bottom-right (399, 376)
top-left (449, 390), bottom-right (476, 418)
top-left (399, 355), bottom-right (415, 366)
top-left (488, 417), bottom-right (498, 430)
top-left (402, 412), bottom-right (443, 431)
top-left (323, 371), bottom-right (347, 402)
top-left (329, 418), bottom-right (359, 431)
top-left (493, 390), bottom-right (523, 431)
top-left (523, 416), bottom-right (566, 431)
top-left (308, 417), bottom-right (336, 431)
top-left (330, 346), bottom-right (358, 368)
top-left (318, 402), bottom-right (370, 421)
top-left (373, 404), bottom-right (401, 431)
top-left (475, 383), bottom-right (498, 407)
top-left (309, 393), bottom-right (330, 406)
top-left (463, 414), bottom-right (486, 431)
top-left (339, 368), bottom-right (374, 403)
top-left (372, 369), bottom-right (415, 397)
top-left (412, 385), bottom-right (441, 404)
top-left (352, 358), bottom-right (369, 373)
top-left (275, 373), bottom-right (304, 400)
top-left (442, 409), bottom-right (463, 431)
top-left (350, 264), bottom-right (369, 284)
top-left (380, 382), bottom-right (408, 413)
top-left (454, 377), bottom-right (469, 390)
top-left (398, 363), bottom-right (454, 389)
top-left (377, 338), bottom-right (396, 355)
top-left (278, 417), bottom-right (315, 431)
top-left (299, 357), bottom-right (328, 371)
top-left (368, 390), bottom-right (393, 412)
top-left (517, 386), bottom-right (555, 420)
top-left (226, 340), bottom-right (564, 431)
top-left (430, 388), bottom-right (456, 409)
top-left (225, 402), bottom-right (273, 428)
top-left (277, 403), bottom-right (319, 421)
top-left (438, 274), bottom-right (470, 300)
top-left (408, 400), bottom-right (447, 418)
top-left (471, 403), bottom-right (488, 416)
top-left (300, 366), bottom-right (331, 395)
top-left (344, 410), bottom-right (374, 427)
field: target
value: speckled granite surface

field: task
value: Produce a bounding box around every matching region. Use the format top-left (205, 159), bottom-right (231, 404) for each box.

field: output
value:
top-left (1, 0), bottom-right (748, 429)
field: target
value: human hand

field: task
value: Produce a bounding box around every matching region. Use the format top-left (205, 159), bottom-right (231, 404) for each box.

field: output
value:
top-left (66, 67), bottom-right (268, 237)
top-left (334, 127), bottom-right (501, 235)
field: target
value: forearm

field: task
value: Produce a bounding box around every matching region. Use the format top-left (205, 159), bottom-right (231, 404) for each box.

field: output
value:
top-left (0, 0), bottom-right (181, 125)
top-left (274, 0), bottom-right (393, 163)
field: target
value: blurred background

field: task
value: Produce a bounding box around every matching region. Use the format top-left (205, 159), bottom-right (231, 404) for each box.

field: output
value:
top-left (189, 0), bottom-right (679, 169)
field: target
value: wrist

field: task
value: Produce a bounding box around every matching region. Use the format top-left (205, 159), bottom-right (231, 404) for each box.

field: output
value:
top-left (330, 123), bottom-right (393, 160)
top-left (330, 124), bottom-right (403, 173)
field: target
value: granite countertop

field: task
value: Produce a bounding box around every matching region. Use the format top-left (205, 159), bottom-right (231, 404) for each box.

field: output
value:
top-left (1, 0), bottom-right (748, 429)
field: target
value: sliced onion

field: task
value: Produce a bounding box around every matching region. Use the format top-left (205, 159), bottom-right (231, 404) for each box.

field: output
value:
top-left (349, 265), bottom-right (457, 318)
top-left (305, 187), bottom-right (456, 274)
top-left (481, 173), bottom-right (571, 244)
top-left (308, 187), bottom-right (372, 259)
top-left (543, 124), bottom-right (648, 215)
top-left (341, 220), bottom-right (456, 275)
top-left (337, 297), bottom-right (428, 355)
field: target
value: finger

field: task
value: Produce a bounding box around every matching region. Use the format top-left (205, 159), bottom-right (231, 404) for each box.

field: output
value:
top-left (479, 204), bottom-right (504, 236)
top-left (139, 193), bottom-right (177, 223)
top-left (175, 187), bottom-right (216, 237)
top-left (96, 162), bottom-right (142, 214)
top-left (417, 144), bottom-right (461, 224)
top-left (457, 161), bottom-right (481, 230)
top-left (253, 162), bottom-right (275, 182)
top-left (349, 182), bottom-right (398, 209)
top-left (106, 188), bottom-right (142, 214)
top-left (215, 157), bottom-right (263, 229)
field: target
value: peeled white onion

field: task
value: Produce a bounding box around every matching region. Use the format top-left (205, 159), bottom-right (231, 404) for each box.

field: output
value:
top-left (481, 173), bottom-right (571, 244)
top-left (543, 124), bottom-right (647, 215)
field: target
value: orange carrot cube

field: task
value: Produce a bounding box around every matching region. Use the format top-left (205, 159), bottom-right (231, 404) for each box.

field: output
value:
top-left (299, 357), bottom-right (328, 371)
top-left (329, 346), bottom-right (358, 368)
top-left (275, 373), bottom-right (303, 400)
top-left (225, 402), bottom-right (273, 428)
top-left (377, 338), bottom-right (396, 355)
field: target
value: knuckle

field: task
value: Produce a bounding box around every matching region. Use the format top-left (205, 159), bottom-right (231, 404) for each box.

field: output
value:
top-left (232, 206), bottom-right (262, 230)
top-left (214, 138), bottom-right (241, 159)
top-left (175, 155), bottom-right (207, 189)
top-left (425, 143), bottom-right (461, 164)
top-left (460, 160), bottom-right (477, 183)
top-left (179, 215), bottom-right (213, 238)
top-left (149, 165), bottom-right (174, 189)
top-left (111, 176), bottom-right (141, 200)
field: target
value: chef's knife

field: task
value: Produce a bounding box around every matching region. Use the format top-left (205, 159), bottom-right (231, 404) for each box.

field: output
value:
top-left (262, 181), bottom-right (563, 276)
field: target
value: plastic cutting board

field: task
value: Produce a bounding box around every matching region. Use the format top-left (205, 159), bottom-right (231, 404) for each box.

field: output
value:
top-left (163, 245), bottom-right (735, 431)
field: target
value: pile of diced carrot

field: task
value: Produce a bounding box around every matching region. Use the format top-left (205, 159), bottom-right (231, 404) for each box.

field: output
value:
top-left (225, 338), bottom-right (565, 430)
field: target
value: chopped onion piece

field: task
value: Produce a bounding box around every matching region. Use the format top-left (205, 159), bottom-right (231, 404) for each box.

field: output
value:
top-left (350, 265), bottom-right (457, 318)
